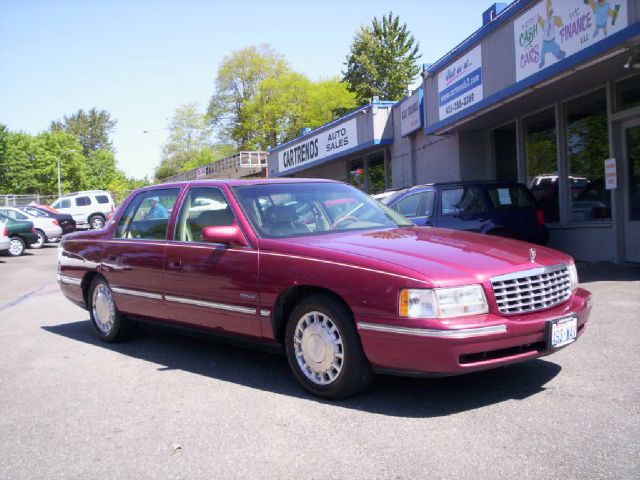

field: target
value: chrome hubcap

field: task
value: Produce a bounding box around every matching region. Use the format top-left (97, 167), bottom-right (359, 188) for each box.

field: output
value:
top-left (91, 217), bottom-right (104, 229)
top-left (92, 283), bottom-right (115, 333)
top-left (9, 239), bottom-right (23, 255)
top-left (294, 311), bottom-right (344, 385)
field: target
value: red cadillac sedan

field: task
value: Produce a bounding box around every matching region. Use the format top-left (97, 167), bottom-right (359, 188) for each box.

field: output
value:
top-left (58, 179), bottom-right (591, 398)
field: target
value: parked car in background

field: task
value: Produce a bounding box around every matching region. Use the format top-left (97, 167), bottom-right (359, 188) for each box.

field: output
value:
top-left (376, 181), bottom-right (549, 245)
top-left (58, 179), bottom-right (590, 398)
top-left (51, 190), bottom-right (115, 229)
top-left (20, 205), bottom-right (76, 235)
top-left (0, 220), bottom-right (10, 253)
top-left (0, 207), bottom-right (63, 248)
top-left (0, 212), bottom-right (38, 256)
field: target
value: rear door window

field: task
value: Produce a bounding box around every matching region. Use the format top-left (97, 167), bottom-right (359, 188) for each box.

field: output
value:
top-left (486, 186), bottom-right (534, 209)
top-left (441, 187), bottom-right (487, 215)
top-left (75, 196), bottom-right (91, 206)
top-left (174, 187), bottom-right (234, 242)
top-left (114, 189), bottom-right (180, 240)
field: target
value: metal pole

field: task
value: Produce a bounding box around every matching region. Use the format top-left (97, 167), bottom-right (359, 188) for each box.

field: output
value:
top-left (57, 155), bottom-right (62, 198)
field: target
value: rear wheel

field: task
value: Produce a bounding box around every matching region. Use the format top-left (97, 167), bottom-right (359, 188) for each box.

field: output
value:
top-left (89, 214), bottom-right (105, 230)
top-left (8, 237), bottom-right (26, 256)
top-left (285, 295), bottom-right (373, 399)
top-left (30, 229), bottom-right (46, 249)
top-left (88, 276), bottom-right (128, 342)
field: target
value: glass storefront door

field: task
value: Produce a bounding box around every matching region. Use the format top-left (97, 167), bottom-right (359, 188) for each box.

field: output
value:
top-left (624, 122), bottom-right (640, 262)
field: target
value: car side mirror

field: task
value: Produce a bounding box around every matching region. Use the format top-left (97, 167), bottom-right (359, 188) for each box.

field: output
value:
top-left (201, 223), bottom-right (248, 247)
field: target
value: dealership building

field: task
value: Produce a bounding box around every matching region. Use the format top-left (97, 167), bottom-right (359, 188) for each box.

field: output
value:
top-left (267, 0), bottom-right (640, 263)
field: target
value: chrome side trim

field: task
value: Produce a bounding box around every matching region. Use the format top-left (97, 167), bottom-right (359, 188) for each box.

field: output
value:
top-left (358, 322), bottom-right (507, 339)
top-left (164, 295), bottom-right (256, 315)
top-left (260, 309), bottom-right (271, 317)
top-left (491, 264), bottom-right (566, 283)
top-left (111, 287), bottom-right (162, 300)
top-left (57, 274), bottom-right (81, 286)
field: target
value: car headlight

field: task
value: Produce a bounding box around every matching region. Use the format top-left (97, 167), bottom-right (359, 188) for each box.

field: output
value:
top-left (568, 263), bottom-right (579, 292)
top-left (399, 285), bottom-right (489, 319)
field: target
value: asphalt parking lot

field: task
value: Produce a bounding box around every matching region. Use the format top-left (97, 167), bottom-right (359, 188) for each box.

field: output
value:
top-left (0, 246), bottom-right (639, 479)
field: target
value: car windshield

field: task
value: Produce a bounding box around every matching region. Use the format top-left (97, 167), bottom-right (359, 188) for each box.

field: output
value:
top-left (234, 182), bottom-right (413, 238)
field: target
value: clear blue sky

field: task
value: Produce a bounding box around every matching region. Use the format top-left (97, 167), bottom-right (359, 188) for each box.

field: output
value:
top-left (1, 0), bottom-right (494, 180)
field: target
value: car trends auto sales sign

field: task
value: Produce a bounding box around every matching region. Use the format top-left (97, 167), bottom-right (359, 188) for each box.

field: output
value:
top-left (438, 45), bottom-right (483, 121)
top-left (514, 0), bottom-right (628, 82)
top-left (278, 119), bottom-right (359, 173)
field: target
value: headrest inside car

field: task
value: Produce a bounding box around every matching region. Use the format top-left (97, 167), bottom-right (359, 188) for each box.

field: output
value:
top-left (264, 205), bottom-right (297, 224)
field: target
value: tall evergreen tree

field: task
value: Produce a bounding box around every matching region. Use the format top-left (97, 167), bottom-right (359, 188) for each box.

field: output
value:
top-left (342, 12), bottom-right (421, 104)
top-left (50, 108), bottom-right (117, 156)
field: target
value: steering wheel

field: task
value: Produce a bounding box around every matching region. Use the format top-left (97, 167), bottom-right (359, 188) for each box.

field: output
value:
top-left (331, 215), bottom-right (359, 229)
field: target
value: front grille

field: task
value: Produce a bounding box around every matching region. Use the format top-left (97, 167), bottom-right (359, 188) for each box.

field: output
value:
top-left (491, 264), bottom-right (572, 315)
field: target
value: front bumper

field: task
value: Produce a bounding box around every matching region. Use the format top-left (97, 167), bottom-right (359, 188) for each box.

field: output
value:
top-left (357, 288), bottom-right (591, 376)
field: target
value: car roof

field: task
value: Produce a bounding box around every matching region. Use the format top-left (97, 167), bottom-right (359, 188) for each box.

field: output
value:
top-left (402, 180), bottom-right (525, 192)
top-left (147, 178), bottom-right (342, 191)
top-left (61, 190), bottom-right (112, 197)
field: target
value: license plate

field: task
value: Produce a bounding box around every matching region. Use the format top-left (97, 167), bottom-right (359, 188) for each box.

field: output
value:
top-left (547, 316), bottom-right (578, 349)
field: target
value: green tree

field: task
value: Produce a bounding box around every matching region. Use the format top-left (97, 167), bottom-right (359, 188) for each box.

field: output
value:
top-left (0, 123), bottom-right (8, 191)
top-left (154, 103), bottom-right (236, 181)
top-left (84, 149), bottom-right (120, 190)
top-left (208, 45), bottom-right (289, 148)
top-left (244, 75), bottom-right (357, 149)
top-left (2, 130), bottom-right (85, 195)
top-left (342, 12), bottom-right (421, 104)
top-left (50, 108), bottom-right (117, 156)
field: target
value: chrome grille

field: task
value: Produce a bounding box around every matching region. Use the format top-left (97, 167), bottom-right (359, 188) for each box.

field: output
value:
top-left (491, 264), bottom-right (572, 315)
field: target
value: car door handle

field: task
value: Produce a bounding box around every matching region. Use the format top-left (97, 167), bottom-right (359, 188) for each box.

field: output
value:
top-left (168, 258), bottom-right (182, 268)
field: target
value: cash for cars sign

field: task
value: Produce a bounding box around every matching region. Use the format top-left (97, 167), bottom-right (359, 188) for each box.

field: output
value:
top-left (278, 119), bottom-right (359, 173)
top-left (514, 0), bottom-right (628, 82)
top-left (438, 45), bottom-right (483, 121)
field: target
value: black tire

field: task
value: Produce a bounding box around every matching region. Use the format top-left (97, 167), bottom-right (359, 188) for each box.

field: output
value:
top-left (8, 236), bottom-right (26, 256)
top-left (285, 294), bottom-right (374, 399)
top-left (89, 214), bottom-right (105, 230)
top-left (30, 229), bottom-right (46, 249)
top-left (88, 276), bottom-right (128, 342)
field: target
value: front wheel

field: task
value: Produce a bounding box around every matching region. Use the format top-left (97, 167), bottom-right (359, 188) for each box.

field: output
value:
top-left (88, 276), bottom-right (128, 342)
top-left (8, 237), bottom-right (26, 256)
top-left (285, 295), bottom-right (373, 399)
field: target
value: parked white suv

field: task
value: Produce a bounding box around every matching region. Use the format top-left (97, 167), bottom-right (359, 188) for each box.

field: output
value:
top-left (51, 190), bottom-right (115, 229)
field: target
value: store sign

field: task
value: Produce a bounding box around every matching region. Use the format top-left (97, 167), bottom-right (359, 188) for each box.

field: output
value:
top-left (400, 91), bottom-right (423, 136)
top-left (605, 158), bottom-right (617, 189)
top-left (514, 0), bottom-right (628, 82)
top-left (278, 119), bottom-right (358, 173)
top-left (438, 45), bottom-right (483, 121)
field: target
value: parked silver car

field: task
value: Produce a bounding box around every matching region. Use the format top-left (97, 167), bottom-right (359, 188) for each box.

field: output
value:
top-left (0, 207), bottom-right (63, 248)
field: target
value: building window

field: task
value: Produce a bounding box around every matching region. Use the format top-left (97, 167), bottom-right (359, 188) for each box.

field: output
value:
top-left (493, 123), bottom-right (517, 181)
top-left (367, 151), bottom-right (386, 194)
top-left (615, 74), bottom-right (640, 112)
top-left (566, 89), bottom-right (611, 223)
top-left (349, 158), bottom-right (364, 190)
top-left (525, 108), bottom-right (558, 223)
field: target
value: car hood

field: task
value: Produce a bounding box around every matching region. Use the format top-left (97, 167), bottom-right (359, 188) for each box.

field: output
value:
top-left (282, 227), bottom-right (572, 287)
